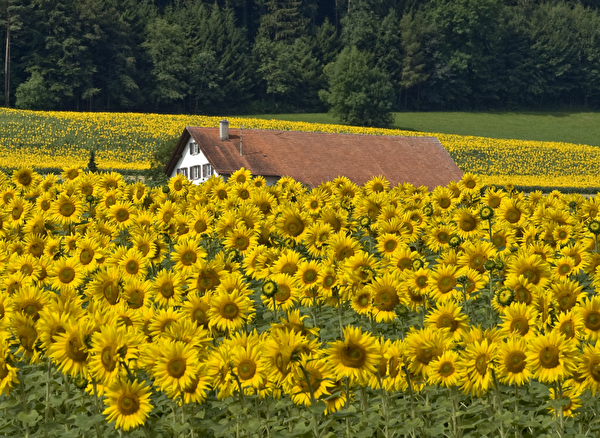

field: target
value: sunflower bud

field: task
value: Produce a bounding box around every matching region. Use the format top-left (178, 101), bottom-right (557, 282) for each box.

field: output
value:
top-left (448, 234), bottom-right (462, 248)
top-left (483, 259), bottom-right (496, 271)
top-left (496, 287), bottom-right (514, 307)
top-left (262, 279), bottom-right (278, 298)
top-left (480, 206), bottom-right (494, 220)
top-left (589, 220), bottom-right (600, 235)
top-left (411, 259), bottom-right (424, 271)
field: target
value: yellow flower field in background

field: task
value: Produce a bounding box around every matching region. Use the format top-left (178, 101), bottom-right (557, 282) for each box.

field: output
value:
top-left (0, 108), bottom-right (598, 187)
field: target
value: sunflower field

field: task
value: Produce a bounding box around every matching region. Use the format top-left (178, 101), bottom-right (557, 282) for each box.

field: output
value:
top-left (3, 166), bottom-right (600, 437)
top-left (1, 107), bottom-right (600, 188)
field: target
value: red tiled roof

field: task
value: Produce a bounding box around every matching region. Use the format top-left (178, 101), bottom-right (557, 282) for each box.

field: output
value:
top-left (166, 127), bottom-right (463, 189)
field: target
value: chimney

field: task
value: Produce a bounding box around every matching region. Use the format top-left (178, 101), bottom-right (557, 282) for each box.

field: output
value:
top-left (219, 120), bottom-right (229, 141)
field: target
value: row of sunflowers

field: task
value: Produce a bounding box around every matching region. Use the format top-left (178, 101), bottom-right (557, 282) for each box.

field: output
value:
top-left (1, 108), bottom-right (599, 187)
top-left (1, 166), bottom-right (600, 436)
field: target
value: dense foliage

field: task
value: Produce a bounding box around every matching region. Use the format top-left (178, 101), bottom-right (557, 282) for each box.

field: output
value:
top-left (3, 169), bottom-right (600, 437)
top-left (2, 0), bottom-right (600, 122)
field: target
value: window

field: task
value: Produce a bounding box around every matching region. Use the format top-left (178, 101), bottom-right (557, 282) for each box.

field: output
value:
top-left (189, 142), bottom-right (199, 155)
top-left (202, 163), bottom-right (213, 178)
top-left (177, 167), bottom-right (188, 178)
top-left (190, 165), bottom-right (201, 180)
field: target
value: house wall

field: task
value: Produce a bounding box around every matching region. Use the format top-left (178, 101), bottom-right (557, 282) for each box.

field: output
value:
top-left (170, 138), bottom-right (219, 184)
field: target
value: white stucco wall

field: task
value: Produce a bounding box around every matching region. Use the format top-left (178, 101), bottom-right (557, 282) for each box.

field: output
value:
top-left (169, 138), bottom-right (220, 184)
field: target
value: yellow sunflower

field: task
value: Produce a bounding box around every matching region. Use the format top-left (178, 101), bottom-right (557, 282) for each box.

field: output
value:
top-left (428, 350), bottom-right (462, 388)
top-left (103, 379), bottom-right (152, 431)
top-left (496, 337), bottom-right (530, 386)
top-left (153, 339), bottom-right (200, 394)
top-left (499, 302), bottom-right (539, 341)
top-left (425, 301), bottom-right (469, 342)
top-left (460, 338), bottom-right (496, 397)
top-left (526, 331), bottom-right (578, 383)
top-left (48, 318), bottom-right (95, 377)
top-left (326, 326), bottom-right (381, 385)
top-left (208, 289), bottom-right (254, 332)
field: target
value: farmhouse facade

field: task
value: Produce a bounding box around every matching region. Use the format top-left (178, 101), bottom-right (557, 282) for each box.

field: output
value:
top-left (165, 121), bottom-right (463, 189)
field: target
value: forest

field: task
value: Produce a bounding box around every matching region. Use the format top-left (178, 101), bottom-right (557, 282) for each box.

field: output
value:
top-left (2, 0), bottom-right (600, 116)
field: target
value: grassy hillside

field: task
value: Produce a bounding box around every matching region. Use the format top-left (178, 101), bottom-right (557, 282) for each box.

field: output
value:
top-left (248, 111), bottom-right (600, 147)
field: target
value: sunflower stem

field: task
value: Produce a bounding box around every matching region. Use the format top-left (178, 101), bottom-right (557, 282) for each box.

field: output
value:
top-left (556, 381), bottom-right (564, 437)
top-left (336, 291), bottom-right (345, 340)
top-left (299, 363), bottom-right (320, 438)
top-left (20, 380), bottom-right (30, 438)
top-left (403, 365), bottom-right (417, 438)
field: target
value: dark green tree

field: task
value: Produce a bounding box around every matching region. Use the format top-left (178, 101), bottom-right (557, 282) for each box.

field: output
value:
top-left (320, 46), bottom-right (394, 127)
top-left (1, 0), bottom-right (24, 107)
top-left (87, 149), bottom-right (98, 172)
top-left (15, 69), bottom-right (56, 109)
top-left (142, 15), bottom-right (187, 109)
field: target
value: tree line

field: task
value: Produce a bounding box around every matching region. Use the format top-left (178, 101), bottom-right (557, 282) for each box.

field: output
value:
top-left (2, 0), bottom-right (600, 126)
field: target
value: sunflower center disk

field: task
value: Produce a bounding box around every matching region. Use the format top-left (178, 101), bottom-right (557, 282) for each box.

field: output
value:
top-left (167, 358), bottom-right (187, 378)
top-left (118, 395), bottom-right (140, 415)
top-left (341, 343), bottom-right (367, 368)
top-left (539, 346), bottom-right (560, 369)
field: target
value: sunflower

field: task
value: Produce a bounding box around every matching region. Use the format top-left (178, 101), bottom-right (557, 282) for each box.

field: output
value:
top-left (0, 343), bottom-right (19, 395)
top-left (506, 253), bottom-right (551, 289)
top-left (428, 350), bottom-right (462, 388)
top-left (501, 276), bottom-right (535, 308)
top-left (151, 269), bottom-right (185, 308)
top-left (403, 327), bottom-right (449, 378)
top-left (364, 175), bottom-right (390, 195)
top-left (48, 318), bottom-right (95, 376)
top-left (88, 268), bottom-right (123, 306)
top-left (289, 356), bottom-right (334, 407)
top-left (551, 278), bottom-right (586, 313)
top-left (576, 343), bottom-right (600, 395)
top-left (431, 187), bottom-right (457, 212)
top-left (260, 328), bottom-right (313, 389)
top-left (428, 264), bottom-right (459, 303)
top-left (527, 331), bottom-right (578, 383)
top-left (276, 206), bottom-right (310, 241)
top-left (576, 296), bottom-right (600, 342)
top-left (12, 167), bottom-right (38, 189)
top-left (230, 344), bottom-right (267, 394)
top-left (326, 326), bottom-right (381, 385)
top-left (327, 233), bottom-right (360, 264)
top-left (8, 197), bottom-right (32, 226)
top-left (453, 207), bottom-right (482, 240)
top-left (11, 285), bottom-right (52, 322)
top-left (499, 302), bottom-right (539, 341)
top-left (303, 222), bottom-right (333, 257)
top-left (496, 337), bottom-right (530, 386)
top-left (262, 273), bottom-right (301, 313)
top-left (553, 310), bottom-right (584, 341)
top-left (103, 379), bottom-right (152, 431)
top-left (424, 222), bottom-right (455, 253)
top-left (88, 325), bottom-right (138, 386)
top-left (272, 249), bottom-right (301, 276)
top-left (425, 302), bottom-right (469, 342)
top-left (107, 201), bottom-right (136, 230)
top-left (497, 198), bottom-right (527, 226)
top-left (208, 289), bottom-right (254, 332)
top-left (376, 233), bottom-right (403, 258)
top-left (319, 207), bottom-right (348, 233)
top-left (460, 338), bottom-right (496, 397)
top-left (153, 339), bottom-right (200, 394)
top-left (188, 256), bottom-right (226, 290)
top-left (364, 273), bottom-right (404, 323)
top-left (50, 193), bottom-right (84, 226)
top-left (457, 240), bottom-right (496, 273)
top-left (48, 257), bottom-right (85, 293)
